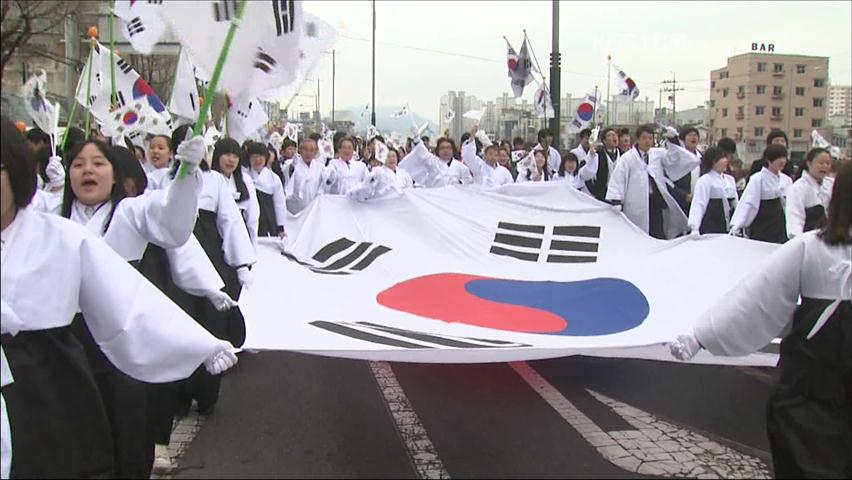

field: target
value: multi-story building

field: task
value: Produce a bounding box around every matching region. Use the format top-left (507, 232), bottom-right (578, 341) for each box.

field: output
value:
top-left (708, 52), bottom-right (829, 163)
top-left (438, 91), bottom-right (482, 141)
top-left (828, 85), bottom-right (851, 120)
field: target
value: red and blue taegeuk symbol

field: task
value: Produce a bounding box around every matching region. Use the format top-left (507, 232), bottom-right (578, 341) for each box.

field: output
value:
top-left (132, 78), bottom-right (165, 113)
top-left (377, 273), bottom-right (649, 336)
top-left (577, 102), bottom-right (595, 122)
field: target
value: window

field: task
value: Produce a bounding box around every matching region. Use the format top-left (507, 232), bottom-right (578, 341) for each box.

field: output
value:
top-left (796, 87), bottom-right (805, 96)
top-left (773, 86), bottom-right (783, 95)
top-left (720, 71), bottom-right (729, 79)
top-left (737, 85), bottom-right (745, 94)
top-left (773, 63), bottom-right (784, 73)
top-left (721, 128), bottom-right (727, 137)
top-left (814, 78), bottom-right (825, 87)
top-left (722, 108), bottom-right (728, 117)
top-left (757, 62), bottom-right (767, 72)
top-left (737, 106), bottom-right (744, 115)
top-left (794, 107), bottom-right (804, 116)
top-left (755, 127), bottom-right (764, 137)
top-left (737, 127), bottom-right (743, 137)
top-left (709, 99), bottom-right (715, 107)
top-left (794, 129), bottom-right (803, 138)
top-left (796, 64), bottom-right (806, 74)
top-left (756, 106), bottom-right (765, 115)
top-left (812, 119), bottom-right (822, 127)
top-left (722, 88), bottom-right (729, 97)
top-left (756, 85), bottom-right (767, 94)
top-left (710, 80), bottom-right (716, 88)
top-left (813, 98), bottom-right (824, 107)
top-left (771, 107), bottom-right (782, 116)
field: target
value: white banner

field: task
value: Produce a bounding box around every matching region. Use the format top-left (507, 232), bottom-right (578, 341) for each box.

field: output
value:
top-left (240, 182), bottom-right (780, 366)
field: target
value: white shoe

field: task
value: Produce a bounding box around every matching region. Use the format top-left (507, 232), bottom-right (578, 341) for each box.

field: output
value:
top-left (152, 444), bottom-right (173, 474)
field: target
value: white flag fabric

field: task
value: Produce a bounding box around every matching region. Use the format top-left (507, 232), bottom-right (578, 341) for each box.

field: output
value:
top-left (114, 0), bottom-right (168, 54)
top-left (613, 63), bottom-right (639, 101)
top-left (157, 0), bottom-right (303, 100)
top-left (74, 47), bottom-right (99, 109)
top-left (21, 69), bottom-right (58, 134)
top-left (390, 103), bottom-right (409, 118)
top-left (367, 124), bottom-right (379, 140)
top-left (568, 92), bottom-right (600, 133)
top-left (169, 49), bottom-right (200, 122)
top-left (240, 182), bottom-right (779, 366)
top-left (462, 109), bottom-right (482, 121)
top-left (811, 129), bottom-right (842, 158)
top-left (227, 96), bottom-right (269, 144)
top-left (508, 38), bottom-right (535, 98)
top-left (444, 109), bottom-right (455, 123)
top-left (534, 83), bottom-right (554, 119)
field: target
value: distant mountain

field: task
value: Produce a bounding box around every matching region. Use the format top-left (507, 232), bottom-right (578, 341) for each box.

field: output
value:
top-left (341, 105), bottom-right (438, 137)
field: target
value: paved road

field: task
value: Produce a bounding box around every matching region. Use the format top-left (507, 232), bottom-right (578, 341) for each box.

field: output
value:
top-left (172, 352), bottom-right (774, 479)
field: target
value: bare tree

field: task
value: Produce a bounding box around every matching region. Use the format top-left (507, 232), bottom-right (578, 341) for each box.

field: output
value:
top-left (1, 0), bottom-right (71, 74)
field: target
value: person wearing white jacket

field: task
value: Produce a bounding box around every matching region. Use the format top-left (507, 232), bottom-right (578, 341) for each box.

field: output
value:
top-left (399, 133), bottom-right (473, 188)
top-left (669, 161), bottom-right (851, 479)
top-left (460, 126), bottom-right (513, 188)
top-left (284, 137), bottom-right (336, 213)
top-left (0, 119), bottom-right (236, 479)
top-left (687, 147), bottom-right (739, 235)
top-left (729, 144), bottom-right (793, 243)
top-left (785, 147), bottom-right (833, 238)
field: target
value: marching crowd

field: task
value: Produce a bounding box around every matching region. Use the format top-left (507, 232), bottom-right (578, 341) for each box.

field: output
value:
top-left (2, 113), bottom-right (850, 479)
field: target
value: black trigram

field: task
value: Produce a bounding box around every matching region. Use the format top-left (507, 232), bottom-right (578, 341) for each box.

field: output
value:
top-left (272, 0), bottom-right (296, 36)
top-left (127, 17), bottom-right (145, 37)
top-left (147, 0), bottom-right (163, 4)
top-left (310, 321), bottom-right (532, 349)
top-left (94, 72), bottom-right (101, 84)
top-left (253, 48), bottom-right (276, 74)
top-left (212, 0), bottom-right (239, 22)
top-left (115, 91), bottom-right (127, 108)
top-left (304, 20), bottom-right (316, 38)
top-left (489, 222), bottom-right (600, 263)
top-left (281, 237), bottom-right (392, 275)
top-left (189, 93), bottom-right (196, 111)
top-left (116, 57), bottom-right (132, 75)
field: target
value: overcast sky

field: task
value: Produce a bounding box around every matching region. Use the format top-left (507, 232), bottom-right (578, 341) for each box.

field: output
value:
top-left (292, 1), bottom-right (852, 123)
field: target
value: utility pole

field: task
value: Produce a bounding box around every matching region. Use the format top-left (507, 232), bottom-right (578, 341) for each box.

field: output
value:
top-left (316, 77), bottom-right (321, 130)
top-left (661, 73), bottom-right (684, 125)
top-left (371, 1), bottom-right (376, 128)
top-left (549, 0), bottom-right (561, 148)
top-left (331, 49), bottom-right (336, 125)
top-left (658, 88), bottom-right (663, 123)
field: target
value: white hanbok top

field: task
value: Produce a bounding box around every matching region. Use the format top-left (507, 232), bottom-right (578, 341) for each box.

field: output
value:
top-left (248, 167), bottom-right (287, 228)
top-left (553, 172), bottom-right (589, 192)
top-left (223, 173), bottom-right (259, 251)
top-left (146, 167), bottom-right (171, 191)
top-left (730, 167), bottom-right (793, 231)
top-left (460, 140), bottom-right (514, 188)
top-left (327, 157), bottom-right (369, 195)
top-left (785, 171), bottom-right (833, 238)
top-left (687, 170), bottom-right (739, 232)
top-left (662, 141), bottom-right (702, 190)
top-left (605, 145), bottom-right (688, 239)
top-left (694, 231), bottom-right (851, 356)
top-left (535, 143), bottom-right (562, 174)
top-left (399, 139), bottom-right (473, 187)
top-left (285, 156), bottom-right (335, 213)
top-left (197, 170), bottom-right (257, 267)
top-left (0, 208), bottom-right (220, 381)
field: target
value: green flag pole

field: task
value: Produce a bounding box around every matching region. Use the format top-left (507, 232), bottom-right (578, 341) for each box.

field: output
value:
top-left (84, 37), bottom-right (96, 139)
top-left (176, 0), bottom-right (246, 179)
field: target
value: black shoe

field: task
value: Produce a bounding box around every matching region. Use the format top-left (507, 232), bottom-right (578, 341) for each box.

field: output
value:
top-left (197, 403), bottom-right (216, 416)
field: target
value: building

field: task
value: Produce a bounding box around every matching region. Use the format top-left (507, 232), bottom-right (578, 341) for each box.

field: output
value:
top-left (438, 91), bottom-right (482, 140)
top-left (708, 52), bottom-right (829, 164)
top-left (606, 95), bottom-right (656, 126)
top-left (828, 85), bottom-right (851, 119)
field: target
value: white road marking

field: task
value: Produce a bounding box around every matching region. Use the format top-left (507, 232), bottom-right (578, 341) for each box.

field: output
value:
top-left (369, 361), bottom-right (450, 479)
top-left (509, 361), bottom-right (770, 478)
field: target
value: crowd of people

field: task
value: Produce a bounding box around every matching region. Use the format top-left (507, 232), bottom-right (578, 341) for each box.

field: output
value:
top-left (2, 113), bottom-right (850, 479)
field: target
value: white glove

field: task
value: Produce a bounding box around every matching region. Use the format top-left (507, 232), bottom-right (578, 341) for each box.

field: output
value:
top-left (206, 290), bottom-right (237, 312)
top-left (665, 125), bottom-right (679, 138)
top-left (669, 334), bottom-right (702, 361)
top-left (728, 226), bottom-right (742, 237)
top-left (175, 133), bottom-right (207, 174)
top-left (236, 266), bottom-right (254, 289)
top-left (689, 229), bottom-right (701, 239)
top-left (45, 156), bottom-right (65, 191)
top-left (204, 341), bottom-right (238, 375)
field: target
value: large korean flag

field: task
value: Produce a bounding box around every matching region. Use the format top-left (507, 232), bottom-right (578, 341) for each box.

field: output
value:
top-left (240, 183), bottom-right (781, 366)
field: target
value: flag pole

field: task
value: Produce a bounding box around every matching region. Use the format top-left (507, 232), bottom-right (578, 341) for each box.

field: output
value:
top-left (84, 34), bottom-right (97, 139)
top-left (176, 0), bottom-right (247, 179)
top-left (605, 54), bottom-right (611, 125)
top-left (62, 80), bottom-right (80, 149)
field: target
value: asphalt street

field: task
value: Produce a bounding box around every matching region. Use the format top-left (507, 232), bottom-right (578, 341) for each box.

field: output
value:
top-left (173, 352), bottom-right (774, 479)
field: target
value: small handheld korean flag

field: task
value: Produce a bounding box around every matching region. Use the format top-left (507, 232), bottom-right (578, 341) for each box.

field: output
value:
top-left (533, 83), bottom-right (554, 119)
top-left (390, 103), bottom-right (409, 118)
top-left (568, 92), bottom-right (599, 133)
top-left (367, 124), bottom-right (379, 141)
top-left (283, 122), bottom-right (299, 142)
top-left (373, 140), bottom-right (389, 164)
top-left (114, 0), bottom-right (168, 55)
top-left (157, 1), bottom-right (303, 99)
top-left (21, 69), bottom-right (58, 135)
top-left (169, 49), bottom-right (200, 122)
top-left (444, 109), bottom-right (455, 123)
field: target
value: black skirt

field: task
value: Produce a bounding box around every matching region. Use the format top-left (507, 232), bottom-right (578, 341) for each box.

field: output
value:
top-left (767, 298), bottom-right (851, 478)
top-left (803, 204), bottom-right (827, 233)
top-left (256, 190), bottom-right (279, 238)
top-left (2, 325), bottom-right (114, 478)
top-left (699, 197), bottom-right (736, 234)
top-left (749, 198), bottom-right (787, 244)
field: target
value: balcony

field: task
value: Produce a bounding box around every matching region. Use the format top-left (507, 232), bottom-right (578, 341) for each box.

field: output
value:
top-left (772, 71), bottom-right (785, 77)
top-left (772, 93), bottom-right (784, 100)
